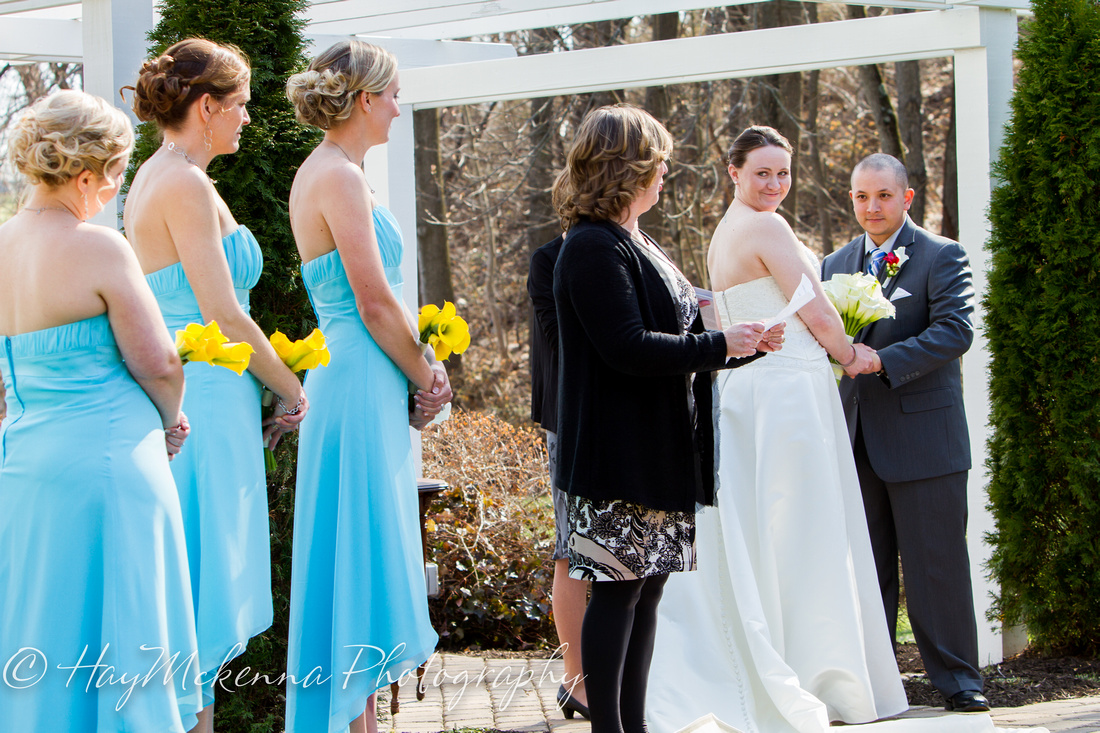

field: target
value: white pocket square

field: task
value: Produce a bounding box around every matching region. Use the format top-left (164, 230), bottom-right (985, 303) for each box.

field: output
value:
top-left (890, 287), bottom-right (912, 302)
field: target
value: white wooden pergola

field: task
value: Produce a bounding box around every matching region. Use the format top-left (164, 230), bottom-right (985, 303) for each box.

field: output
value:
top-left (1, 0), bottom-right (1023, 665)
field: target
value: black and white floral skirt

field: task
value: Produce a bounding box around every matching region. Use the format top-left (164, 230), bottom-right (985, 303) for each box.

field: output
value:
top-left (566, 495), bottom-right (696, 581)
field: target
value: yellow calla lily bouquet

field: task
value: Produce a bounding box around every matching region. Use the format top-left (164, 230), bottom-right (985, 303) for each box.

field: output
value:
top-left (175, 321), bottom-right (254, 375)
top-left (262, 328), bottom-right (331, 472)
top-left (270, 328), bottom-right (331, 372)
top-left (418, 301), bottom-right (470, 361)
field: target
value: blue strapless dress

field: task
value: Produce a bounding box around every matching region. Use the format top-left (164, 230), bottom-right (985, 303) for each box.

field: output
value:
top-left (145, 227), bottom-right (272, 705)
top-left (286, 206), bottom-right (437, 732)
top-left (0, 314), bottom-right (203, 731)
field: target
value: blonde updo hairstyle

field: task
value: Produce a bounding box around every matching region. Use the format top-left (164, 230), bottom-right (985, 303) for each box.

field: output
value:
top-left (128, 38), bottom-right (250, 130)
top-left (286, 40), bottom-right (398, 130)
top-left (9, 90), bottom-right (134, 188)
top-left (552, 104), bottom-right (673, 231)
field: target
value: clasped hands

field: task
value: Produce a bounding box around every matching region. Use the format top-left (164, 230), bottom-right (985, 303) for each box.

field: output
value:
top-left (260, 391), bottom-right (311, 451)
top-left (410, 363), bottom-right (453, 431)
top-left (840, 343), bottom-right (880, 379)
top-left (724, 321), bottom-right (787, 358)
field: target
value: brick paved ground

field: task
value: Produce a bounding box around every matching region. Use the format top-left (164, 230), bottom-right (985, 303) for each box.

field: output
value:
top-left (375, 654), bottom-right (1099, 733)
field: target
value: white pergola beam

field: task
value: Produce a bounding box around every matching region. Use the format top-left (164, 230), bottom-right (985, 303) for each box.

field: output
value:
top-left (0, 16), bottom-right (78, 59)
top-left (0, 0), bottom-right (77, 14)
top-left (400, 7), bottom-right (985, 108)
top-left (303, 0), bottom-right (1026, 39)
top-left (305, 34), bottom-right (516, 68)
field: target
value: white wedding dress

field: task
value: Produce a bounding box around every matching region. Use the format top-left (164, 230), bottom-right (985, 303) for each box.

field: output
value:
top-left (647, 277), bottom-right (1041, 733)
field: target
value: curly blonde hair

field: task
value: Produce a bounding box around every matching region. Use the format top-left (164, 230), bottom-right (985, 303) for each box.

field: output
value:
top-left (127, 38), bottom-right (250, 130)
top-left (9, 90), bottom-right (133, 187)
top-left (286, 40), bottom-right (397, 130)
top-left (552, 104), bottom-right (673, 231)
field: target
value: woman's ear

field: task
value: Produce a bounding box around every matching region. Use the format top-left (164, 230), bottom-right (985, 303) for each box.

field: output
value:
top-left (197, 92), bottom-right (214, 123)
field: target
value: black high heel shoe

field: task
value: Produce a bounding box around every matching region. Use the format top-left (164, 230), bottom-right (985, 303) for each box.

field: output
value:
top-left (557, 684), bottom-right (591, 720)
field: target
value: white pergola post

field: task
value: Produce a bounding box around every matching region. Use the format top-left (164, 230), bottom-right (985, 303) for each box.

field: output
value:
top-left (81, 0), bottom-right (155, 226)
top-left (954, 6), bottom-right (1018, 665)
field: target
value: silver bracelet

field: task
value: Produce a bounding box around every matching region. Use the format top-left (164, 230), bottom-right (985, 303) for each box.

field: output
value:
top-left (278, 396), bottom-right (304, 416)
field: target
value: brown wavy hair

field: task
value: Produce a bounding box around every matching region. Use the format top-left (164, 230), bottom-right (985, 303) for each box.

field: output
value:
top-left (727, 125), bottom-right (792, 168)
top-left (125, 38), bottom-right (250, 130)
top-left (552, 105), bottom-right (673, 231)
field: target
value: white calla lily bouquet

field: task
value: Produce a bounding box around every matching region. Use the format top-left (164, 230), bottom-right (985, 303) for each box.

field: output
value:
top-left (821, 272), bottom-right (896, 379)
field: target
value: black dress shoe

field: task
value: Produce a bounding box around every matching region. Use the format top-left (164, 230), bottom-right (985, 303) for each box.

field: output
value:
top-left (946, 690), bottom-right (990, 712)
top-left (557, 684), bottom-right (591, 720)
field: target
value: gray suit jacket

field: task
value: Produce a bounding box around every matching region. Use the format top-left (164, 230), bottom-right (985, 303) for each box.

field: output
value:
top-left (821, 218), bottom-right (975, 483)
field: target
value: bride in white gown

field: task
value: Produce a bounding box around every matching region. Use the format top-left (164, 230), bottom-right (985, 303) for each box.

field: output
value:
top-left (647, 127), bottom-right (1034, 733)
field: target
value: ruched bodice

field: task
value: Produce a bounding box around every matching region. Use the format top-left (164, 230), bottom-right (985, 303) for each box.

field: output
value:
top-left (302, 205), bottom-right (404, 326)
top-left (715, 276), bottom-right (826, 368)
top-left (1, 315), bottom-right (121, 424)
top-left (146, 225), bottom-right (262, 325)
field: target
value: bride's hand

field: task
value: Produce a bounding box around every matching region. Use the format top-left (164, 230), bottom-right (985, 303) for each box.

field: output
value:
top-left (757, 322), bottom-right (785, 353)
top-left (724, 321), bottom-right (765, 358)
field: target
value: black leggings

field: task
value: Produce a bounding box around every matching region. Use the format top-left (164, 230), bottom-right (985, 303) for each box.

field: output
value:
top-left (581, 574), bottom-right (669, 733)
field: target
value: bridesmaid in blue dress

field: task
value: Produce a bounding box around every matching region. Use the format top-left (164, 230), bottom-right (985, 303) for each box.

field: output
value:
top-left (0, 90), bottom-right (202, 731)
top-left (122, 39), bottom-right (309, 732)
top-left (284, 40), bottom-right (452, 733)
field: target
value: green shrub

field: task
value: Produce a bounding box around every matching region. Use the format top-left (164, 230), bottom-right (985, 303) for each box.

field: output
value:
top-left (421, 410), bottom-right (557, 650)
top-left (985, 0), bottom-right (1100, 653)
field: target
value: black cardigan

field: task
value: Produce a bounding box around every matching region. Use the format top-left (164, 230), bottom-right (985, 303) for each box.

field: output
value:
top-left (527, 235), bottom-right (563, 431)
top-left (553, 218), bottom-right (761, 513)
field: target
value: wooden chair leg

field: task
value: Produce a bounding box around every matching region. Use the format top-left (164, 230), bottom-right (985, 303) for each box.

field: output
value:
top-left (390, 681), bottom-right (400, 715)
top-left (416, 662), bottom-right (426, 701)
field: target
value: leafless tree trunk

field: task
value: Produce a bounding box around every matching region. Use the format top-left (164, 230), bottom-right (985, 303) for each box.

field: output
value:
top-left (806, 67), bottom-right (835, 255)
top-left (941, 81), bottom-right (959, 240)
top-left (641, 12), bottom-right (679, 245)
top-left (848, 7), bottom-right (903, 160)
top-left (415, 109), bottom-right (455, 308)
top-left (894, 15), bottom-right (927, 226)
top-left (461, 106), bottom-right (508, 358)
top-left (755, 1), bottom-right (804, 227)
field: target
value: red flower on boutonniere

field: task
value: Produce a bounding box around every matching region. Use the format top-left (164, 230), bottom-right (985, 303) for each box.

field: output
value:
top-left (884, 246), bottom-right (908, 278)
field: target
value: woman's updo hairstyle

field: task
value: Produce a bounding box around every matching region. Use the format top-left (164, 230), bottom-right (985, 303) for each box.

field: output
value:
top-left (129, 38), bottom-right (250, 130)
top-left (552, 104), bottom-right (673, 231)
top-left (286, 40), bottom-right (398, 130)
top-left (727, 125), bottom-right (792, 168)
top-left (9, 90), bottom-right (133, 188)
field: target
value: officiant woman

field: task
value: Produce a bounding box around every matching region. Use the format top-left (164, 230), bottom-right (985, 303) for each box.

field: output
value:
top-left (550, 103), bottom-right (783, 733)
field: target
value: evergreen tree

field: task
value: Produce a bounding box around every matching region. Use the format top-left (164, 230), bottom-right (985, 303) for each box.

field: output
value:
top-left (123, 2), bottom-right (320, 728)
top-left (986, 0), bottom-right (1100, 653)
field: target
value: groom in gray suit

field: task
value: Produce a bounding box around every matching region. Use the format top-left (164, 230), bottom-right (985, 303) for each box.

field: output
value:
top-left (822, 154), bottom-right (988, 712)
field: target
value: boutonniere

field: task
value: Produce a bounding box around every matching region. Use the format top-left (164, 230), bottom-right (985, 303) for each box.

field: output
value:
top-left (884, 246), bottom-right (909, 278)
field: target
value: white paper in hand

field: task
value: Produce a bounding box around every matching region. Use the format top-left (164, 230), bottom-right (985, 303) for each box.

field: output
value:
top-left (762, 273), bottom-right (816, 330)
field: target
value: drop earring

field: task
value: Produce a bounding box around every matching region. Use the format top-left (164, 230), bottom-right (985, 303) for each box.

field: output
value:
top-left (203, 123), bottom-right (213, 151)
top-left (81, 190), bottom-right (89, 221)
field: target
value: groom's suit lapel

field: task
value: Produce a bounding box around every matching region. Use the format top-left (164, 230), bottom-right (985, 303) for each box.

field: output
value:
top-left (881, 219), bottom-right (917, 301)
top-left (864, 220), bottom-right (919, 343)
